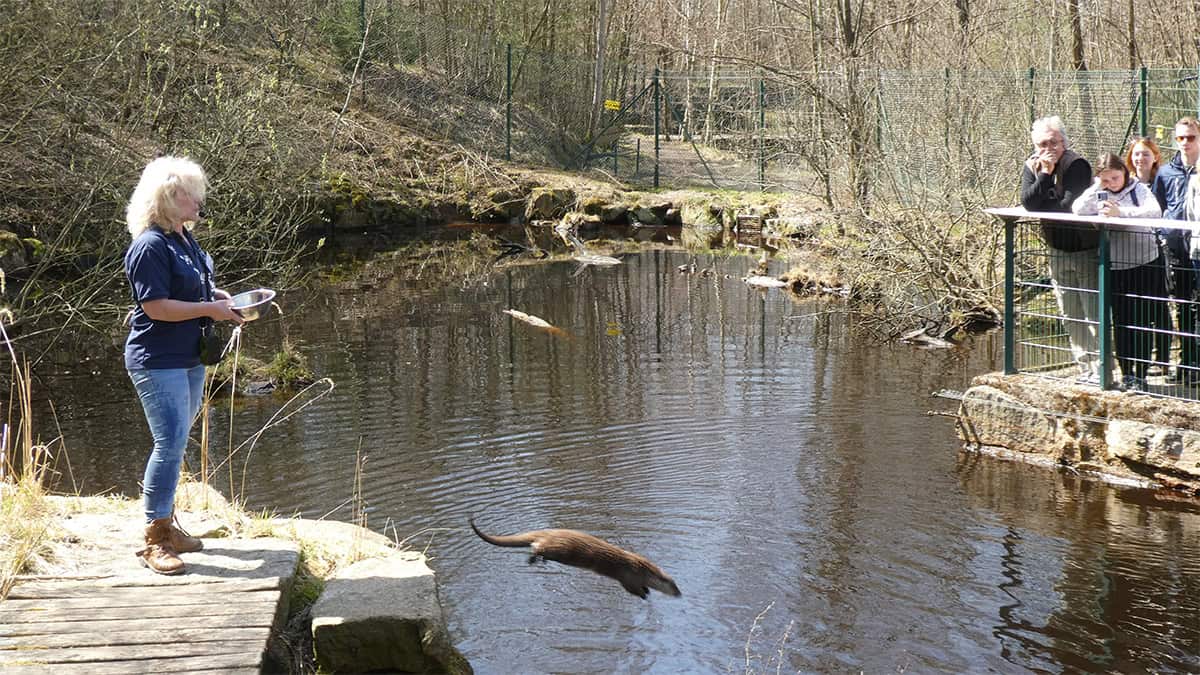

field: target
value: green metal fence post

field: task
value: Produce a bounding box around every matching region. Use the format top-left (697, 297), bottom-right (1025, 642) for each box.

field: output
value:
top-left (1027, 67), bottom-right (1036, 124)
top-left (1099, 228), bottom-right (1112, 390)
top-left (505, 44), bottom-right (512, 161)
top-left (1004, 219), bottom-right (1015, 375)
top-left (653, 67), bottom-right (660, 189)
top-left (1139, 66), bottom-right (1148, 138)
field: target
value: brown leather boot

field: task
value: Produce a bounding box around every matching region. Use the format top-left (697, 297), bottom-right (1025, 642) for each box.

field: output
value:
top-left (135, 517), bottom-right (184, 575)
top-left (168, 509), bottom-right (203, 553)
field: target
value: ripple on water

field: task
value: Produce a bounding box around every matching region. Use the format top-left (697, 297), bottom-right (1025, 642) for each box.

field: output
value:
top-left (39, 250), bottom-right (1200, 674)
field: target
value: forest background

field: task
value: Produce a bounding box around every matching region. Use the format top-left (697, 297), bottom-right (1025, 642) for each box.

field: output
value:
top-left (2, 0), bottom-right (1199, 332)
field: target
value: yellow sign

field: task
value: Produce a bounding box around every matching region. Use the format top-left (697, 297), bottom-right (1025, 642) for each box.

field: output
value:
top-left (604, 99), bottom-right (621, 111)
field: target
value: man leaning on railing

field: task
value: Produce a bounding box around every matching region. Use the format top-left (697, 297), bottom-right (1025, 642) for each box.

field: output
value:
top-left (1019, 116), bottom-right (1101, 382)
top-left (1152, 117), bottom-right (1200, 385)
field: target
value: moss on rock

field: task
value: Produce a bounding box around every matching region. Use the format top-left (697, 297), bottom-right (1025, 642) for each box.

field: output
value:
top-left (524, 187), bottom-right (576, 220)
top-left (0, 230), bottom-right (29, 272)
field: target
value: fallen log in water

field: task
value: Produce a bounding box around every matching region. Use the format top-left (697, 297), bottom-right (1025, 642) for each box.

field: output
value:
top-left (503, 309), bottom-right (571, 338)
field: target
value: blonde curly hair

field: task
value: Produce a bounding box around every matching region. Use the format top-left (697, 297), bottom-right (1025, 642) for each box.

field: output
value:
top-left (125, 155), bottom-right (208, 238)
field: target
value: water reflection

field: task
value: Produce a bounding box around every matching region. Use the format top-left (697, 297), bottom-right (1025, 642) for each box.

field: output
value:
top-left (27, 249), bottom-right (1200, 673)
top-left (957, 457), bottom-right (1200, 672)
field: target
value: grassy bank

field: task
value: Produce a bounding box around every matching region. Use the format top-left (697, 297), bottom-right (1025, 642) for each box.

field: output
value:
top-left (0, 2), bottom-right (1001, 339)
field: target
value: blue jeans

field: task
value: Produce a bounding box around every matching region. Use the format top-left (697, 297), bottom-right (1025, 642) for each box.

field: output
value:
top-left (129, 366), bottom-right (206, 522)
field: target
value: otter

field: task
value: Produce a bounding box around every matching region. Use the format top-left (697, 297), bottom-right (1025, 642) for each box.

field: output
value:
top-left (469, 518), bottom-right (681, 599)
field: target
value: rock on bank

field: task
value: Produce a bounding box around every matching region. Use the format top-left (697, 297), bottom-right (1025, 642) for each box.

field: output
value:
top-left (957, 373), bottom-right (1200, 494)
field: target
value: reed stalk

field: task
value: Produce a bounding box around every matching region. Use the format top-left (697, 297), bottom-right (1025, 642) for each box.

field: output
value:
top-left (0, 314), bottom-right (59, 599)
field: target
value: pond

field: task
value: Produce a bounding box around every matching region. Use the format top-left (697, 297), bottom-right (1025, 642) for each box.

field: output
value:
top-left (34, 249), bottom-right (1200, 673)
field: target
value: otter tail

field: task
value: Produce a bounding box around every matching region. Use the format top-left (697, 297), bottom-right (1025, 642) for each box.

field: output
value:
top-left (469, 516), bottom-right (536, 548)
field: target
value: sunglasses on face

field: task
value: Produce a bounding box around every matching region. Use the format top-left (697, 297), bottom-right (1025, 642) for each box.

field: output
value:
top-left (1177, 134), bottom-right (1197, 142)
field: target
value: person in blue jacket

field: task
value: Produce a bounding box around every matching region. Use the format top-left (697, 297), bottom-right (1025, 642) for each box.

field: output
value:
top-left (1150, 118), bottom-right (1200, 384)
top-left (123, 156), bottom-right (243, 574)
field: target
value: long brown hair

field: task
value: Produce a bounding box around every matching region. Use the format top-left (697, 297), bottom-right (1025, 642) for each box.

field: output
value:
top-left (1123, 137), bottom-right (1162, 183)
top-left (1096, 152), bottom-right (1129, 180)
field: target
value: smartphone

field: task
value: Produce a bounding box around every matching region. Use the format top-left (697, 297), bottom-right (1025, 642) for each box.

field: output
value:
top-left (1096, 190), bottom-right (1109, 204)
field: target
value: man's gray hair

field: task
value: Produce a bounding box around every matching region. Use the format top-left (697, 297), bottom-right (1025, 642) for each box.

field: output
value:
top-left (1031, 115), bottom-right (1069, 147)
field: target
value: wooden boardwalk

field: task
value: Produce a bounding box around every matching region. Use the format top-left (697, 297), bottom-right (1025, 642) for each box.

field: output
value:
top-left (0, 538), bottom-right (299, 674)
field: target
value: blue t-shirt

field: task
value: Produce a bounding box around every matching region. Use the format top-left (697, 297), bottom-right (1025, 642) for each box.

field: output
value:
top-left (123, 228), bottom-right (214, 370)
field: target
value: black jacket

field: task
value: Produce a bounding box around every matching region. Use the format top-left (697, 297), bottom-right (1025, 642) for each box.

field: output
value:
top-left (1020, 149), bottom-right (1094, 251)
top-left (1150, 153), bottom-right (1194, 258)
top-left (1150, 153), bottom-right (1194, 220)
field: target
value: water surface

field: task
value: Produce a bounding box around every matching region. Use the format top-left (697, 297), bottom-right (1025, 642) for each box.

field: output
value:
top-left (36, 250), bottom-right (1200, 673)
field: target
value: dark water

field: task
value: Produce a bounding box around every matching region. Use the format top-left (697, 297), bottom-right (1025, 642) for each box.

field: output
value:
top-left (32, 250), bottom-right (1200, 673)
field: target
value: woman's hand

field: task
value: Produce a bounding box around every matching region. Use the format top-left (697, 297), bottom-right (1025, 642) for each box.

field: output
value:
top-left (210, 299), bottom-right (245, 325)
top-left (1099, 200), bottom-right (1121, 217)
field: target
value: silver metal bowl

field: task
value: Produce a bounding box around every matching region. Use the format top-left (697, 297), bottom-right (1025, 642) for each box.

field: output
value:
top-left (229, 288), bottom-right (276, 322)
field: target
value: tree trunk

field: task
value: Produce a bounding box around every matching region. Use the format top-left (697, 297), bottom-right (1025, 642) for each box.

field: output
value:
top-left (1127, 0), bottom-right (1137, 69)
top-left (1067, 0), bottom-right (1086, 70)
top-left (588, 0), bottom-right (609, 140)
top-left (809, 0), bottom-right (834, 209)
top-left (1067, 0), bottom-right (1097, 153)
top-left (701, 0), bottom-right (725, 144)
top-left (835, 0), bottom-right (873, 208)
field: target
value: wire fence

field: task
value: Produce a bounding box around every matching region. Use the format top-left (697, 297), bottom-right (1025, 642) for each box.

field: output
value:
top-left (352, 12), bottom-right (1200, 209)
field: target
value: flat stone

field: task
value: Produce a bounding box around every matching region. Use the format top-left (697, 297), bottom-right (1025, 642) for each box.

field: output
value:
top-left (268, 517), bottom-right (405, 560)
top-left (38, 496), bottom-right (294, 580)
top-left (312, 555), bottom-right (471, 674)
top-left (632, 204), bottom-right (663, 225)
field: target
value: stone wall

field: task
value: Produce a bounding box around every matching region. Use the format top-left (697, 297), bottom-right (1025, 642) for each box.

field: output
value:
top-left (957, 373), bottom-right (1200, 494)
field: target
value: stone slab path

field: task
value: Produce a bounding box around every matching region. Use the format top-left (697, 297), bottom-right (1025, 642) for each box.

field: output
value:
top-left (0, 537), bottom-right (299, 673)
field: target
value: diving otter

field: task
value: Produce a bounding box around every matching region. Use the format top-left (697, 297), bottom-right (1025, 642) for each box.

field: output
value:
top-left (469, 517), bottom-right (681, 599)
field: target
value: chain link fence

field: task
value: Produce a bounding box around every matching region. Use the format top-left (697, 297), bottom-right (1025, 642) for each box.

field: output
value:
top-left (351, 12), bottom-right (1200, 208)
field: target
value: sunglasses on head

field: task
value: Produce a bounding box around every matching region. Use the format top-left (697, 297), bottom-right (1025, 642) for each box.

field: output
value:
top-left (1177, 134), bottom-right (1197, 142)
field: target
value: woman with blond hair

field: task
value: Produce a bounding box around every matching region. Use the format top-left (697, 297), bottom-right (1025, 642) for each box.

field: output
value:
top-left (124, 155), bottom-right (243, 574)
top-left (1124, 136), bottom-right (1174, 373)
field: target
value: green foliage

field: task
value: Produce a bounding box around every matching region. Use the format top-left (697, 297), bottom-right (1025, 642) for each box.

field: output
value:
top-left (316, 0), bottom-right (414, 69)
top-left (317, 0), bottom-right (367, 68)
top-left (210, 354), bottom-right (267, 390)
top-left (266, 340), bottom-right (315, 389)
top-left (289, 550), bottom-right (327, 609)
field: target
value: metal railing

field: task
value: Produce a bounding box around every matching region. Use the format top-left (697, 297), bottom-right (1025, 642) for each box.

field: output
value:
top-left (988, 208), bottom-right (1200, 401)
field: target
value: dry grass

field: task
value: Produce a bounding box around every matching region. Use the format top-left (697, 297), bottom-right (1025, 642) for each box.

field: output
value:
top-left (0, 316), bottom-right (63, 598)
top-left (0, 480), bottom-right (58, 599)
